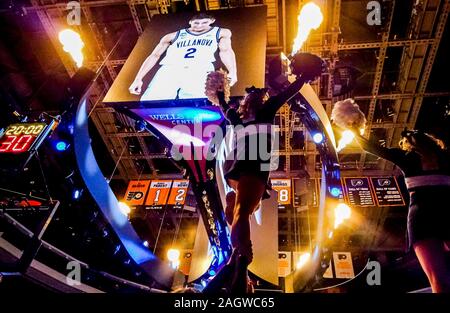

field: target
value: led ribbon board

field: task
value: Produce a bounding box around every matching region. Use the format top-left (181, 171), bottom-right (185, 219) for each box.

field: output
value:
top-left (130, 106), bottom-right (224, 183)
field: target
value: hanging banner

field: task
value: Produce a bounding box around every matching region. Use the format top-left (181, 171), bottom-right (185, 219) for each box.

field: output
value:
top-left (342, 177), bottom-right (375, 206)
top-left (370, 177), bottom-right (405, 206)
top-left (278, 251), bottom-right (292, 277)
top-left (124, 180), bottom-right (151, 206)
top-left (145, 180), bottom-right (173, 209)
top-left (271, 179), bottom-right (292, 209)
top-left (167, 179), bottom-right (189, 209)
top-left (333, 252), bottom-right (355, 279)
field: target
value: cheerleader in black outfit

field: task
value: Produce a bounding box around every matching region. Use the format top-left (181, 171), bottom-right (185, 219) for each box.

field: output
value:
top-left (354, 128), bottom-right (450, 292)
top-left (205, 72), bottom-right (305, 293)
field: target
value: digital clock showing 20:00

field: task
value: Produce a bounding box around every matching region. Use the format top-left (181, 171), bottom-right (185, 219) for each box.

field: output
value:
top-left (0, 123), bottom-right (47, 153)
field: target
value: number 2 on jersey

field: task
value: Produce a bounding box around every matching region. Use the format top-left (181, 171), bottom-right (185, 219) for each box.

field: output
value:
top-left (184, 48), bottom-right (197, 58)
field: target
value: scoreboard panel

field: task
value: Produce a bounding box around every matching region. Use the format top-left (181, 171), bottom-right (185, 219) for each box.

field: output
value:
top-left (0, 123), bottom-right (48, 154)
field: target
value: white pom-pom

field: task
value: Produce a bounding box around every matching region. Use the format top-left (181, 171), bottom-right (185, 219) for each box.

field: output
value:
top-left (204, 69), bottom-right (230, 105)
top-left (331, 99), bottom-right (366, 131)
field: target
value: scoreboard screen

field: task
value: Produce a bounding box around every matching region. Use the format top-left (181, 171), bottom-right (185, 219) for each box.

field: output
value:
top-left (0, 123), bottom-right (48, 154)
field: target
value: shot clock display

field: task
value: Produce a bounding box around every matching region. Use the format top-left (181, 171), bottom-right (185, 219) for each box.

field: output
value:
top-left (0, 123), bottom-right (48, 154)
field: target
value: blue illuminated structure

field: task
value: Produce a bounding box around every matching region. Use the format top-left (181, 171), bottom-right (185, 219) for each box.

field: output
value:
top-left (287, 83), bottom-right (343, 292)
top-left (265, 52), bottom-right (344, 292)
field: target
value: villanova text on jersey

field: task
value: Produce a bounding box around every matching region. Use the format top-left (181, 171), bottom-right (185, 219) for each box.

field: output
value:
top-left (176, 39), bottom-right (214, 48)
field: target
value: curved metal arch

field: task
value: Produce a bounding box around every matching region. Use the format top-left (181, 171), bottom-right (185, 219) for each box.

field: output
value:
top-left (288, 84), bottom-right (342, 292)
top-left (73, 95), bottom-right (175, 289)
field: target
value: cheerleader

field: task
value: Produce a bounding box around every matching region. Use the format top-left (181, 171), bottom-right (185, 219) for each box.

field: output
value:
top-left (332, 99), bottom-right (450, 293)
top-left (205, 70), bottom-right (305, 293)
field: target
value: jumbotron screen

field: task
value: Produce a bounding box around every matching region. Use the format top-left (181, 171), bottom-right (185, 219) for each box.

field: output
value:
top-left (103, 6), bottom-right (267, 105)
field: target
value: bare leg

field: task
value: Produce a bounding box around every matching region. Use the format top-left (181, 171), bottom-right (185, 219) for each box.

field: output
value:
top-left (413, 239), bottom-right (450, 293)
top-left (225, 191), bottom-right (236, 225)
top-left (231, 175), bottom-right (265, 264)
top-left (225, 179), bottom-right (238, 225)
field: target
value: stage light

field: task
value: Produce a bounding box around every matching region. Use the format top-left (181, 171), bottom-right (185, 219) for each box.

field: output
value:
top-left (67, 124), bottom-right (74, 135)
top-left (334, 203), bottom-right (352, 229)
top-left (118, 201), bottom-right (131, 216)
top-left (59, 29), bottom-right (84, 68)
top-left (208, 269), bottom-right (216, 276)
top-left (143, 241), bottom-right (149, 247)
top-left (296, 252), bottom-right (311, 270)
top-left (55, 140), bottom-right (69, 151)
top-left (135, 120), bottom-right (146, 132)
top-left (72, 189), bottom-right (82, 199)
top-left (167, 248), bottom-right (181, 269)
top-left (330, 187), bottom-right (341, 197)
top-left (312, 132), bottom-right (324, 144)
top-left (167, 248), bottom-right (180, 262)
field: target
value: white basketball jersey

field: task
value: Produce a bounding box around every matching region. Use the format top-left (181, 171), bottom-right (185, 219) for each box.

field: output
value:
top-left (160, 26), bottom-right (220, 66)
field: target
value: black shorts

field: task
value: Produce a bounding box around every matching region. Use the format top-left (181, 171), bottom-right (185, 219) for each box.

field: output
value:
top-left (224, 159), bottom-right (272, 200)
top-left (407, 186), bottom-right (450, 250)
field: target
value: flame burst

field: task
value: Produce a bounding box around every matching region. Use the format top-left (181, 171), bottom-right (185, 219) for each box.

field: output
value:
top-left (58, 29), bottom-right (84, 68)
top-left (334, 203), bottom-right (352, 229)
top-left (336, 128), bottom-right (365, 152)
top-left (336, 130), bottom-right (355, 152)
top-left (291, 2), bottom-right (324, 55)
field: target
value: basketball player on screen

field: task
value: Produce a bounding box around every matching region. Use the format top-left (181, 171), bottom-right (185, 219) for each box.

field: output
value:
top-left (129, 13), bottom-right (237, 100)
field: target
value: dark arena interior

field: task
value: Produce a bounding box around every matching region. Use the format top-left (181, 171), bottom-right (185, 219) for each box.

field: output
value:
top-left (0, 0), bottom-right (450, 308)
